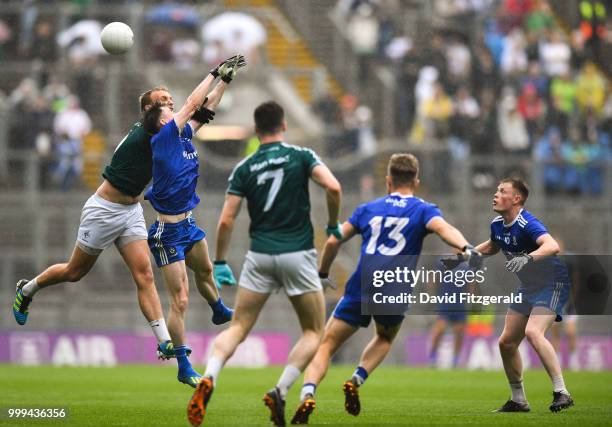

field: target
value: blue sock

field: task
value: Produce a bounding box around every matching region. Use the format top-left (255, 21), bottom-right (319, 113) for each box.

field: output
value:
top-left (352, 366), bottom-right (368, 386)
top-left (175, 345), bottom-right (192, 372)
top-left (429, 350), bottom-right (437, 363)
top-left (210, 298), bottom-right (224, 313)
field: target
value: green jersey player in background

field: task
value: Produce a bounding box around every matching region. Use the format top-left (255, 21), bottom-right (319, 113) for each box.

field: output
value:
top-left (187, 101), bottom-right (343, 426)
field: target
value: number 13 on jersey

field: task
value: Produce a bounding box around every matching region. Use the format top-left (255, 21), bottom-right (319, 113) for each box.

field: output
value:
top-left (365, 216), bottom-right (410, 256)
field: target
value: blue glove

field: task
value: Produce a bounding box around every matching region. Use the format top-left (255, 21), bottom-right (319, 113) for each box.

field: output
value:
top-left (325, 222), bottom-right (343, 240)
top-left (213, 261), bottom-right (237, 288)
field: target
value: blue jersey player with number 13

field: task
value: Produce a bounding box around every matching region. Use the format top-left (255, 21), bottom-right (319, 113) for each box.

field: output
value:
top-left (475, 177), bottom-right (573, 413)
top-left (291, 153), bottom-right (482, 424)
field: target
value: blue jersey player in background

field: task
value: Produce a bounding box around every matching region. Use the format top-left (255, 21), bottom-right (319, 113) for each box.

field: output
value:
top-left (291, 153), bottom-right (481, 424)
top-left (141, 56), bottom-right (244, 387)
top-left (428, 259), bottom-right (470, 368)
top-left (474, 177), bottom-right (573, 413)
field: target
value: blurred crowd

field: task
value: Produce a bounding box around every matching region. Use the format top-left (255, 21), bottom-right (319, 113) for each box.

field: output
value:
top-left (6, 75), bottom-right (91, 191)
top-left (335, 0), bottom-right (611, 195)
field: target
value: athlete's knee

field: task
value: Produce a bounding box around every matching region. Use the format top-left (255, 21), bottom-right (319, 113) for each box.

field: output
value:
top-left (133, 266), bottom-right (155, 289)
top-left (498, 335), bottom-right (520, 353)
top-left (170, 292), bottom-right (189, 313)
top-left (524, 326), bottom-right (544, 345)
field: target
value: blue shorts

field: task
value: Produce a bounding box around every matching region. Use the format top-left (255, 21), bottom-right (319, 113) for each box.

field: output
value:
top-left (438, 310), bottom-right (467, 323)
top-left (147, 216), bottom-right (205, 268)
top-left (509, 282), bottom-right (570, 322)
top-left (333, 297), bottom-right (404, 329)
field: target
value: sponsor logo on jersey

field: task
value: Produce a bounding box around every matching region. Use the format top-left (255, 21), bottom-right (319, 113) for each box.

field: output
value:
top-left (183, 150), bottom-right (198, 160)
top-left (249, 155), bottom-right (290, 172)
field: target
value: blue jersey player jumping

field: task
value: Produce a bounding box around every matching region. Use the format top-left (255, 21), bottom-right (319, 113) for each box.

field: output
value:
top-left (474, 177), bottom-right (574, 413)
top-left (141, 55), bottom-right (244, 387)
top-left (291, 153), bottom-right (481, 424)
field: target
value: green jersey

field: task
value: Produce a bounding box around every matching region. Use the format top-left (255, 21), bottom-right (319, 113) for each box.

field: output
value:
top-left (102, 122), bottom-right (153, 197)
top-left (227, 141), bottom-right (322, 254)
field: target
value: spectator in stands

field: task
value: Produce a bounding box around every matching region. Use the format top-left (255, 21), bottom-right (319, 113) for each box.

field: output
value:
top-left (56, 19), bottom-right (105, 66)
top-left (347, 3), bottom-right (379, 81)
top-left (539, 30), bottom-right (572, 77)
top-left (518, 82), bottom-right (545, 144)
top-left (575, 62), bottom-right (607, 117)
top-left (501, 0), bottom-right (535, 31)
top-left (31, 19), bottom-right (56, 61)
top-left (524, 0), bottom-right (554, 37)
top-left (472, 45), bottom-right (500, 94)
top-left (550, 70), bottom-right (577, 137)
top-left (500, 28), bottom-right (528, 77)
top-left (521, 61), bottom-right (549, 97)
top-left (497, 86), bottom-right (529, 152)
top-left (52, 95), bottom-right (91, 191)
top-left (535, 127), bottom-right (565, 194)
top-left (445, 35), bottom-right (472, 89)
top-left (562, 127), bottom-right (590, 194)
top-left (451, 86), bottom-right (480, 155)
top-left (422, 82), bottom-right (454, 140)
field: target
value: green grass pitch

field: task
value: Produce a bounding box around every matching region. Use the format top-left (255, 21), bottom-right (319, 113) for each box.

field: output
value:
top-left (0, 365), bottom-right (611, 426)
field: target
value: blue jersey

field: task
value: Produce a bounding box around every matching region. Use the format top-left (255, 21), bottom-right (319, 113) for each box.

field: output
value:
top-left (145, 120), bottom-right (200, 215)
top-left (490, 209), bottom-right (569, 287)
top-left (343, 193), bottom-right (442, 301)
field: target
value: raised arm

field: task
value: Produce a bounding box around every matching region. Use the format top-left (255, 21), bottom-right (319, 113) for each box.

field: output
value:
top-left (173, 74), bottom-right (216, 131)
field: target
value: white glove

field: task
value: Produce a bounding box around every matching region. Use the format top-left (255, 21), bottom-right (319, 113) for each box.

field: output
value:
top-left (505, 253), bottom-right (533, 273)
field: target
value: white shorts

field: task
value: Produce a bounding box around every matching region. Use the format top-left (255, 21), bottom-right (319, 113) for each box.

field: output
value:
top-left (239, 249), bottom-right (322, 297)
top-left (76, 193), bottom-right (147, 255)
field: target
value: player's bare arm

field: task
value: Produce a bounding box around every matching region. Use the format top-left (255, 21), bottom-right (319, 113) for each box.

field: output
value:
top-left (319, 222), bottom-right (357, 275)
top-left (529, 233), bottom-right (561, 257)
top-left (173, 74), bottom-right (216, 131)
top-left (310, 164), bottom-right (342, 227)
top-left (215, 194), bottom-right (243, 261)
top-left (426, 217), bottom-right (469, 250)
top-left (475, 239), bottom-right (500, 256)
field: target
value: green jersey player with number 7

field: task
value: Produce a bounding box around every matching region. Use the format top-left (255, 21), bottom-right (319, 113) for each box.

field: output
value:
top-left (187, 101), bottom-right (343, 426)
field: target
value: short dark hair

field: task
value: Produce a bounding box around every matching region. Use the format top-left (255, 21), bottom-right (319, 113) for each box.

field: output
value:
top-left (142, 102), bottom-right (164, 135)
top-left (500, 177), bottom-right (529, 204)
top-left (139, 86), bottom-right (169, 112)
top-left (388, 153), bottom-right (419, 187)
top-left (254, 101), bottom-right (284, 135)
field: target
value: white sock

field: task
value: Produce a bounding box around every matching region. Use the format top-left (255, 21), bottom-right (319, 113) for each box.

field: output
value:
top-left (204, 356), bottom-right (224, 385)
top-left (300, 383), bottom-right (316, 401)
top-left (22, 278), bottom-right (40, 298)
top-left (149, 318), bottom-right (171, 343)
top-left (509, 380), bottom-right (527, 403)
top-left (552, 375), bottom-right (569, 395)
top-left (276, 364), bottom-right (302, 399)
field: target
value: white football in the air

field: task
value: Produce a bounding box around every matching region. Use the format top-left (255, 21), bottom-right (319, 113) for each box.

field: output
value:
top-left (100, 22), bottom-right (134, 55)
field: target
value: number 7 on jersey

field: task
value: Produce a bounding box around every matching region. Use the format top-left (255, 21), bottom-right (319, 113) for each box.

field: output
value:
top-left (257, 169), bottom-right (284, 212)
